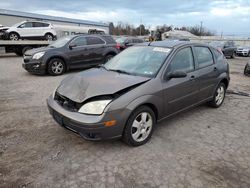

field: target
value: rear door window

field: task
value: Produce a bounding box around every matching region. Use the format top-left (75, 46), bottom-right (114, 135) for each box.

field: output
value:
top-left (86, 37), bottom-right (105, 45)
top-left (170, 47), bottom-right (194, 72)
top-left (194, 47), bottom-right (214, 68)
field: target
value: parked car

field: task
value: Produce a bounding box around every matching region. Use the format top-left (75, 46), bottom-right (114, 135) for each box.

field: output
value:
top-left (116, 37), bottom-right (144, 50)
top-left (22, 34), bottom-right (119, 75)
top-left (236, 46), bottom-right (250, 57)
top-left (5, 21), bottom-right (56, 41)
top-left (0, 24), bottom-right (9, 39)
top-left (47, 40), bottom-right (230, 146)
top-left (209, 41), bottom-right (237, 58)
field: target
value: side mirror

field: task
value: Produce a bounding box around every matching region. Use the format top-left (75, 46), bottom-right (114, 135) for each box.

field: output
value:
top-left (166, 70), bottom-right (187, 79)
top-left (69, 43), bottom-right (77, 49)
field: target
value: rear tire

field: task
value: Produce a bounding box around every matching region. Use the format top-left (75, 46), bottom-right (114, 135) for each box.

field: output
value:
top-left (45, 33), bottom-right (53, 41)
top-left (207, 83), bottom-right (226, 108)
top-left (104, 54), bottom-right (114, 63)
top-left (122, 106), bottom-right (156, 146)
top-left (47, 58), bottom-right (66, 76)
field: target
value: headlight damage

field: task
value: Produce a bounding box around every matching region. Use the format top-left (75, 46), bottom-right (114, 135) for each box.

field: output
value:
top-left (78, 100), bottom-right (111, 115)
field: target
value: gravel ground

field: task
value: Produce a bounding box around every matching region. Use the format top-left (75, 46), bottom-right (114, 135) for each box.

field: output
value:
top-left (0, 54), bottom-right (250, 188)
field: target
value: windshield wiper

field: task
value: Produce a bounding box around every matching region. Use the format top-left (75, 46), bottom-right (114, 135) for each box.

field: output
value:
top-left (108, 69), bottom-right (131, 75)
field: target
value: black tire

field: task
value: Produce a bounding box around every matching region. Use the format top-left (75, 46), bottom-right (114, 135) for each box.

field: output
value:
top-left (9, 32), bottom-right (19, 41)
top-left (45, 33), bottom-right (53, 41)
top-left (122, 106), bottom-right (156, 146)
top-left (14, 51), bottom-right (23, 56)
top-left (207, 82), bottom-right (226, 108)
top-left (231, 52), bottom-right (235, 58)
top-left (104, 54), bottom-right (114, 63)
top-left (47, 58), bottom-right (66, 76)
top-left (244, 63), bottom-right (250, 76)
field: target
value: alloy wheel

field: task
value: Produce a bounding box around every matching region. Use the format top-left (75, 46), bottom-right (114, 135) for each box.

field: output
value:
top-left (10, 33), bottom-right (18, 40)
top-left (215, 86), bottom-right (225, 105)
top-left (51, 61), bottom-right (63, 74)
top-left (131, 112), bottom-right (153, 142)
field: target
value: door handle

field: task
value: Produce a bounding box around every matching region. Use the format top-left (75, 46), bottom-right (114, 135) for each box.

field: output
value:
top-left (214, 67), bottom-right (217, 71)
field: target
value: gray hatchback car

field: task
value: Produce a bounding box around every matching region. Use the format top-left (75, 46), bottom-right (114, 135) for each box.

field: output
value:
top-left (47, 40), bottom-right (230, 146)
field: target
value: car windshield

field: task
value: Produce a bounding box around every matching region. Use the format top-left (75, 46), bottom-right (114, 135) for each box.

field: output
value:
top-left (116, 37), bottom-right (127, 43)
top-left (11, 22), bottom-right (24, 27)
top-left (48, 36), bottom-right (74, 48)
top-left (104, 46), bottom-right (171, 78)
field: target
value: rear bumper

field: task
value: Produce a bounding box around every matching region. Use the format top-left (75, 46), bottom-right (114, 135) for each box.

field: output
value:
top-left (22, 58), bottom-right (46, 75)
top-left (47, 95), bottom-right (130, 141)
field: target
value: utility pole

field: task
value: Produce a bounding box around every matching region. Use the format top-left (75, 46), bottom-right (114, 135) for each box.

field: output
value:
top-left (200, 21), bottom-right (203, 37)
top-left (140, 18), bottom-right (142, 36)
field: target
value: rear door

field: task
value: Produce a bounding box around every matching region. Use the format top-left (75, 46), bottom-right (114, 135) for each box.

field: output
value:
top-left (162, 46), bottom-right (200, 116)
top-left (33, 22), bottom-right (49, 37)
top-left (85, 36), bottom-right (106, 65)
top-left (193, 46), bottom-right (220, 101)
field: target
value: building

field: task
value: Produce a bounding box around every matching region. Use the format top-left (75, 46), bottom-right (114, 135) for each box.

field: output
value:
top-left (0, 8), bottom-right (109, 36)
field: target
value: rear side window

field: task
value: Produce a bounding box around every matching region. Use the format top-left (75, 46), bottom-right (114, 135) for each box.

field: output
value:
top-left (33, 22), bottom-right (49, 27)
top-left (72, 36), bottom-right (87, 46)
top-left (101, 36), bottom-right (116, 44)
top-left (212, 48), bottom-right (224, 61)
top-left (194, 47), bottom-right (214, 68)
top-left (86, 37), bottom-right (105, 45)
top-left (170, 47), bottom-right (194, 72)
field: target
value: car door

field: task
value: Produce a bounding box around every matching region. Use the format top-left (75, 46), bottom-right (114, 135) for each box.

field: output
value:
top-left (85, 36), bottom-right (106, 65)
top-left (66, 36), bottom-right (89, 68)
top-left (17, 22), bottom-right (33, 37)
top-left (162, 46), bottom-right (200, 116)
top-left (193, 46), bottom-right (220, 101)
top-left (33, 22), bottom-right (47, 37)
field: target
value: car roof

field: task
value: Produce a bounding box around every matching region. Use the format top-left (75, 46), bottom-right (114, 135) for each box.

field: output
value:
top-left (138, 40), bottom-right (211, 49)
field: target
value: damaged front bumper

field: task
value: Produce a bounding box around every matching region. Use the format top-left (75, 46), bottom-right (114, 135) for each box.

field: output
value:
top-left (47, 95), bottom-right (130, 141)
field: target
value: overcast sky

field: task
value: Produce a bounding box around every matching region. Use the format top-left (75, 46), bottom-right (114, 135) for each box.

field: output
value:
top-left (1, 0), bottom-right (250, 36)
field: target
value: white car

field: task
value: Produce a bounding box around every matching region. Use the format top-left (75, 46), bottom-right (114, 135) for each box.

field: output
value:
top-left (236, 46), bottom-right (250, 57)
top-left (6, 21), bottom-right (57, 41)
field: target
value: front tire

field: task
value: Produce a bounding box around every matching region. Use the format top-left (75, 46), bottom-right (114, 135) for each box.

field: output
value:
top-left (122, 106), bottom-right (156, 146)
top-left (9, 32), bottom-right (19, 41)
top-left (47, 58), bottom-right (66, 76)
top-left (207, 83), bottom-right (226, 108)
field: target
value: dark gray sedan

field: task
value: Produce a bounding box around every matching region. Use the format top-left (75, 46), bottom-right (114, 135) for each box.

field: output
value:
top-left (47, 40), bottom-right (230, 146)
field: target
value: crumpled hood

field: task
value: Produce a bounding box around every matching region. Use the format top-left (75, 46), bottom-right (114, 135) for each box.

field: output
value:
top-left (57, 68), bottom-right (150, 103)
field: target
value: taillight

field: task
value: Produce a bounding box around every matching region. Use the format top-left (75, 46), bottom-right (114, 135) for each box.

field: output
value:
top-left (116, 43), bottom-right (121, 50)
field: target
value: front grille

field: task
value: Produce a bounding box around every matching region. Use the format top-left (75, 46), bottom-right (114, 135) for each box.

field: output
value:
top-left (54, 92), bottom-right (81, 112)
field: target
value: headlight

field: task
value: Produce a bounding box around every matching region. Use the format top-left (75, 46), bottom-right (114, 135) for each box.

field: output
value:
top-left (78, 100), bottom-right (111, 115)
top-left (33, 52), bottom-right (45, 59)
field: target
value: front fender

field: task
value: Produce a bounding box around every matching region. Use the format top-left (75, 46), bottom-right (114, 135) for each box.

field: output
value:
top-left (126, 95), bottom-right (164, 120)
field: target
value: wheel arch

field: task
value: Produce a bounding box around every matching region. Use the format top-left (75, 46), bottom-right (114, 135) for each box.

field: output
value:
top-left (46, 56), bottom-right (68, 72)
